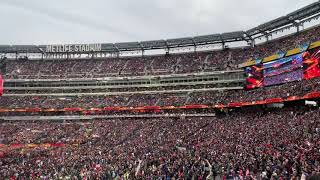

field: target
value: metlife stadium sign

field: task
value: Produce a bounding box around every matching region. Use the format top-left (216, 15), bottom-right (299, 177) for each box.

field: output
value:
top-left (46, 44), bottom-right (102, 53)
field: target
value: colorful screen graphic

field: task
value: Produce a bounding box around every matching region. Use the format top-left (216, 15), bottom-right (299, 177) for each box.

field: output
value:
top-left (303, 47), bottom-right (320, 79)
top-left (263, 53), bottom-right (303, 86)
top-left (244, 46), bottom-right (320, 89)
top-left (245, 65), bottom-right (263, 89)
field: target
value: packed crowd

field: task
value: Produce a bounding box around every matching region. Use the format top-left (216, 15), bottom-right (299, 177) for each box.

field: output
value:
top-left (3, 26), bottom-right (320, 79)
top-left (0, 77), bottom-right (319, 109)
top-left (0, 107), bottom-right (319, 179)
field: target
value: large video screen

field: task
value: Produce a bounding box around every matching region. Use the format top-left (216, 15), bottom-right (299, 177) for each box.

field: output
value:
top-left (263, 53), bottom-right (303, 86)
top-left (244, 46), bottom-right (320, 89)
top-left (303, 47), bottom-right (320, 79)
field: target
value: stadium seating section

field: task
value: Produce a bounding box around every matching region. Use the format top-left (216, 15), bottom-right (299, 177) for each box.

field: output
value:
top-left (0, 77), bottom-right (320, 109)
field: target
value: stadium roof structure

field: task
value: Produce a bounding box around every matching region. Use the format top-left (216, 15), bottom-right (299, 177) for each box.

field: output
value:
top-left (0, 1), bottom-right (320, 54)
top-left (247, 1), bottom-right (320, 38)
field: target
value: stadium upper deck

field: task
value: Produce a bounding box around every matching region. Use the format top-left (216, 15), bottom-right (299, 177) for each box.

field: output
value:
top-left (0, 2), bottom-right (318, 81)
top-left (0, 25), bottom-right (319, 80)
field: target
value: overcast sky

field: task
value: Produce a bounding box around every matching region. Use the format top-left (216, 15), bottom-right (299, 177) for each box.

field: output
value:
top-left (0, 0), bottom-right (317, 45)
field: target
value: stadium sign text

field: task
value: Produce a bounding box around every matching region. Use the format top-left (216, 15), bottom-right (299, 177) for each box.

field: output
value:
top-left (46, 44), bottom-right (102, 53)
